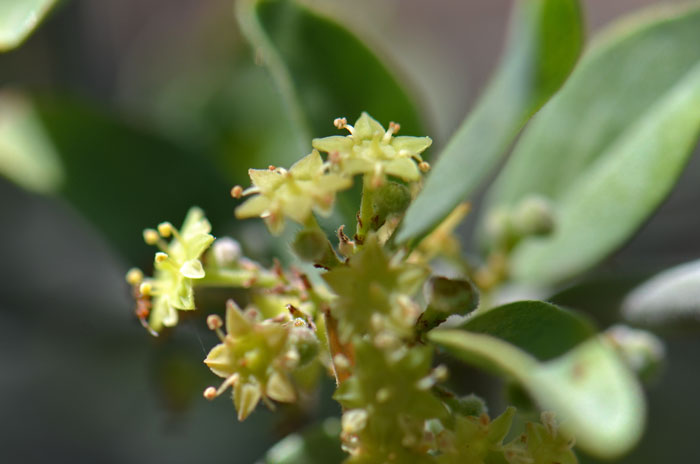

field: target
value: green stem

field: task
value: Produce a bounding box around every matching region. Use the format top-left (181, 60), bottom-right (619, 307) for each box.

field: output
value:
top-left (355, 174), bottom-right (375, 244)
top-left (196, 268), bottom-right (279, 288)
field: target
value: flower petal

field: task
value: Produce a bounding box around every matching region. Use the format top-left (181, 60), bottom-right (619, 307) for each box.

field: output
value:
top-left (353, 112), bottom-right (385, 140)
top-left (249, 169), bottom-right (283, 193)
top-left (391, 136), bottom-right (433, 157)
top-left (289, 150), bottom-right (323, 178)
top-left (180, 259), bottom-right (205, 279)
top-left (312, 135), bottom-right (353, 154)
top-left (384, 158), bottom-right (420, 182)
top-left (235, 195), bottom-right (271, 219)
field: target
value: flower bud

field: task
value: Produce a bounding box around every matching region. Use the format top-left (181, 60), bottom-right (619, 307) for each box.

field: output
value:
top-left (419, 277), bottom-right (479, 333)
top-left (211, 237), bottom-right (242, 266)
top-left (512, 195), bottom-right (555, 237)
top-left (371, 181), bottom-right (411, 229)
top-left (446, 393), bottom-right (488, 418)
top-left (289, 324), bottom-right (319, 367)
top-left (292, 228), bottom-right (339, 269)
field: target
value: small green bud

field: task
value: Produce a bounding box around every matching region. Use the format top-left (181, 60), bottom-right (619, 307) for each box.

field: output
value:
top-left (418, 277), bottom-right (479, 333)
top-left (484, 207), bottom-right (512, 249)
top-left (512, 195), bottom-right (555, 237)
top-left (292, 228), bottom-right (340, 269)
top-left (371, 181), bottom-right (411, 229)
top-left (445, 393), bottom-right (488, 418)
top-left (289, 322), bottom-right (320, 367)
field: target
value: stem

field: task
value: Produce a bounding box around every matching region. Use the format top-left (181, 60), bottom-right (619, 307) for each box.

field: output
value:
top-left (355, 174), bottom-right (375, 244)
top-left (196, 268), bottom-right (279, 288)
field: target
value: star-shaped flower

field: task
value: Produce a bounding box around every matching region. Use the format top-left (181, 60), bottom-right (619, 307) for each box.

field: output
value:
top-left (233, 150), bottom-right (352, 235)
top-left (127, 207), bottom-right (214, 334)
top-left (203, 300), bottom-right (298, 421)
top-left (312, 112), bottom-right (432, 183)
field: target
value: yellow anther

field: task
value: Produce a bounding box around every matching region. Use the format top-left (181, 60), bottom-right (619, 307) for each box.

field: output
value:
top-left (157, 222), bottom-right (173, 237)
top-left (203, 386), bottom-right (218, 400)
top-left (268, 165), bottom-right (276, 171)
top-left (389, 121), bottom-right (400, 134)
top-left (207, 314), bottom-right (223, 330)
top-left (419, 161), bottom-right (431, 173)
top-left (155, 252), bottom-right (168, 263)
top-left (126, 268), bottom-right (143, 285)
top-left (143, 229), bottom-right (159, 245)
top-left (231, 185), bottom-right (243, 199)
top-left (139, 282), bottom-right (153, 296)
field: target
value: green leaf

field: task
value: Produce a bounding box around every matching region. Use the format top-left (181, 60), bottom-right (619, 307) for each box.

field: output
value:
top-left (482, 5), bottom-right (700, 285)
top-left (622, 259), bottom-right (700, 326)
top-left (236, 0), bottom-right (425, 151)
top-left (257, 418), bottom-right (345, 464)
top-left (0, 0), bottom-right (57, 51)
top-left (396, 0), bottom-right (583, 244)
top-left (0, 91), bottom-right (231, 264)
top-left (429, 300), bottom-right (645, 459)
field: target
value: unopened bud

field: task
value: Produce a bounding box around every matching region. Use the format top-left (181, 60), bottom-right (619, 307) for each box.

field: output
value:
top-left (512, 195), bottom-right (555, 237)
top-left (419, 277), bottom-right (479, 333)
top-left (371, 181), bottom-right (411, 229)
top-left (292, 228), bottom-right (339, 269)
top-left (212, 237), bottom-right (242, 266)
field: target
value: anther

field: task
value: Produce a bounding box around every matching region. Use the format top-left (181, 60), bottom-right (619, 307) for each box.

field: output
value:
top-left (203, 386), bottom-right (218, 400)
top-left (139, 282), bottom-right (153, 296)
top-left (157, 222), bottom-right (173, 237)
top-left (207, 314), bottom-right (223, 330)
top-left (419, 161), bottom-right (431, 173)
top-left (333, 117), bottom-right (347, 129)
top-left (143, 229), bottom-right (160, 245)
top-left (268, 165), bottom-right (276, 171)
top-left (155, 252), bottom-right (168, 263)
top-left (126, 268), bottom-right (144, 285)
top-left (231, 185), bottom-right (243, 199)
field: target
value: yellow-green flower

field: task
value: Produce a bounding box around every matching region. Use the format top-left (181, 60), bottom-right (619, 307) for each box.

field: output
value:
top-left (234, 150), bottom-right (352, 234)
top-left (203, 300), bottom-right (298, 421)
top-left (312, 112), bottom-right (432, 183)
top-left (128, 207), bottom-right (214, 333)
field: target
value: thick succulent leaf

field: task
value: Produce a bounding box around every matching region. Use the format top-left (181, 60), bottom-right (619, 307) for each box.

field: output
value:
top-left (236, 0), bottom-right (425, 151)
top-left (257, 418), bottom-right (345, 464)
top-left (429, 300), bottom-right (645, 459)
top-left (0, 91), bottom-right (231, 264)
top-left (482, 5), bottom-right (700, 285)
top-left (0, 0), bottom-right (57, 51)
top-left (622, 259), bottom-right (700, 326)
top-left (396, 0), bottom-right (583, 244)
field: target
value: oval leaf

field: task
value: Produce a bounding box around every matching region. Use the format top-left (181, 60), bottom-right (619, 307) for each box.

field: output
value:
top-left (0, 91), bottom-right (232, 264)
top-left (236, 0), bottom-right (425, 151)
top-left (0, 0), bottom-right (57, 51)
top-left (482, 5), bottom-right (700, 285)
top-left (396, 0), bottom-right (583, 244)
top-left (622, 259), bottom-right (700, 326)
top-left (429, 300), bottom-right (645, 459)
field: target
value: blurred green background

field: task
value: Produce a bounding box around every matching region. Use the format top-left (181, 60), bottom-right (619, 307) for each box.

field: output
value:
top-left (1, 0), bottom-right (699, 462)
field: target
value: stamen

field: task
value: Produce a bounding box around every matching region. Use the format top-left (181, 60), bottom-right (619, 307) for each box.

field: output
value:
top-left (126, 268), bottom-right (144, 285)
top-left (419, 161), bottom-right (431, 173)
top-left (143, 229), bottom-right (160, 245)
top-left (231, 185), bottom-right (243, 199)
top-left (157, 222), bottom-right (173, 238)
top-left (203, 386), bottom-right (217, 400)
top-left (139, 282), bottom-right (153, 296)
top-left (155, 252), bottom-right (169, 263)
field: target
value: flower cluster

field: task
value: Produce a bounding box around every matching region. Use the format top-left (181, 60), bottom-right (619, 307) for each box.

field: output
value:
top-left (233, 113), bottom-right (433, 235)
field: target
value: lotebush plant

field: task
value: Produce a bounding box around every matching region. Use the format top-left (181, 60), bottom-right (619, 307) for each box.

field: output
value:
top-left (3, 0), bottom-right (700, 463)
